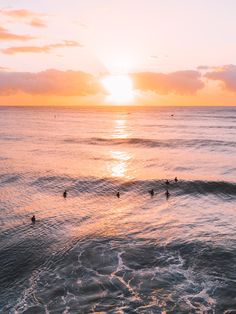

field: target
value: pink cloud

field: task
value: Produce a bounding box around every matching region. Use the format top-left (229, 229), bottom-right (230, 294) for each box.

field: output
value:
top-left (2, 41), bottom-right (81, 55)
top-left (0, 69), bottom-right (102, 96)
top-left (30, 18), bottom-right (47, 28)
top-left (132, 70), bottom-right (204, 95)
top-left (1, 9), bottom-right (47, 28)
top-left (0, 9), bottom-right (43, 18)
top-left (0, 26), bottom-right (34, 41)
top-left (205, 64), bottom-right (236, 92)
top-left (0, 66), bottom-right (9, 71)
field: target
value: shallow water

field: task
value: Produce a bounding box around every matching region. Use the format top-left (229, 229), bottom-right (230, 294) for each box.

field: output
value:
top-left (0, 106), bottom-right (236, 313)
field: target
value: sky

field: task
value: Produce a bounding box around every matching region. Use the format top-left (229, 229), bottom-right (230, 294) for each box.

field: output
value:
top-left (0, 0), bottom-right (236, 106)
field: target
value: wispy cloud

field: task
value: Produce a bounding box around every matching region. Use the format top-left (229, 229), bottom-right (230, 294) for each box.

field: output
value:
top-left (1, 9), bottom-right (41, 18)
top-left (0, 66), bottom-right (9, 71)
top-left (0, 69), bottom-right (102, 96)
top-left (205, 64), bottom-right (236, 92)
top-left (30, 18), bottom-right (47, 28)
top-left (0, 8), bottom-right (47, 28)
top-left (2, 41), bottom-right (81, 55)
top-left (132, 70), bottom-right (204, 95)
top-left (0, 26), bottom-right (34, 41)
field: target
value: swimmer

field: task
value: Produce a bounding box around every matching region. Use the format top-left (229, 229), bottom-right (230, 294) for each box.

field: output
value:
top-left (149, 189), bottom-right (154, 197)
top-left (63, 190), bottom-right (67, 198)
top-left (165, 179), bottom-right (170, 185)
top-left (116, 191), bottom-right (120, 198)
top-left (165, 189), bottom-right (170, 199)
top-left (31, 215), bottom-right (36, 223)
top-left (174, 177), bottom-right (178, 182)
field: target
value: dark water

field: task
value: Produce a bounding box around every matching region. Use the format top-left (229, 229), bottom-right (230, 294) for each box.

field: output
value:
top-left (0, 106), bottom-right (236, 313)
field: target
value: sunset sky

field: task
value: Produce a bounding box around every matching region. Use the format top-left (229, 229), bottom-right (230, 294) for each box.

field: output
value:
top-left (1, 0), bottom-right (236, 106)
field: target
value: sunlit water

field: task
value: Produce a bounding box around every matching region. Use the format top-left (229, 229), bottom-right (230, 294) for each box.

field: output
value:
top-left (0, 106), bottom-right (236, 313)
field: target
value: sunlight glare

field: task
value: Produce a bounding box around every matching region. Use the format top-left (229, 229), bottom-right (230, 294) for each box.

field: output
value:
top-left (110, 150), bottom-right (131, 178)
top-left (102, 75), bottom-right (134, 104)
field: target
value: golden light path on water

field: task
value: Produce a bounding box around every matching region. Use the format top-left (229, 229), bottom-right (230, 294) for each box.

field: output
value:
top-left (109, 118), bottom-right (132, 178)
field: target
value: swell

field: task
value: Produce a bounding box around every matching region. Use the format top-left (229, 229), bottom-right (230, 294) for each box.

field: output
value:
top-left (24, 174), bottom-right (236, 199)
top-left (64, 137), bottom-right (236, 150)
top-left (1, 172), bottom-right (235, 199)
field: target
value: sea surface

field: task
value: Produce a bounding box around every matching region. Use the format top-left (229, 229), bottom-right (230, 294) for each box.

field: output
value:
top-left (0, 106), bottom-right (236, 314)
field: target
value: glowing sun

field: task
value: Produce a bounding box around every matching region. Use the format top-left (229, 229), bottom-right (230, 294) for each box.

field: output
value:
top-left (102, 75), bottom-right (134, 104)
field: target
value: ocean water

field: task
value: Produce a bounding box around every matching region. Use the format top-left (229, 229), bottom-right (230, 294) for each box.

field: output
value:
top-left (0, 106), bottom-right (236, 314)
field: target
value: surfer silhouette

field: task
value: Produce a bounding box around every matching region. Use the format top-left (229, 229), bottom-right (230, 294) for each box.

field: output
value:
top-left (149, 189), bottom-right (154, 197)
top-left (165, 189), bottom-right (170, 199)
top-left (165, 179), bottom-right (170, 185)
top-left (174, 177), bottom-right (178, 182)
top-left (63, 190), bottom-right (67, 198)
top-left (116, 191), bottom-right (120, 198)
top-left (31, 215), bottom-right (36, 223)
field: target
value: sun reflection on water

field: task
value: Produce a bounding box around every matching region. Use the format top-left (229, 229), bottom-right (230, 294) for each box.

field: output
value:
top-left (110, 150), bottom-right (131, 178)
top-left (109, 117), bottom-right (132, 178)
top-left (112, 119), bottom-right (129, 139)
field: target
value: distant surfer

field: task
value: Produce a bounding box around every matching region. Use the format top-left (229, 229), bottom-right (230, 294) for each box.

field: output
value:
top-left (31, 215), bottom-right (36, 223)
top-left (149, 189), bottom-right (154, 197)
top-left (165, 179), bottom-right (170, 185)
top-left (116, 191), bottom-right (120, 198)
top-left (63, 190), bottom-right (67, 198)
top-left (174, 177), bottom-right (178, 182)
top-left (165, 189), bottom-right (170, 199)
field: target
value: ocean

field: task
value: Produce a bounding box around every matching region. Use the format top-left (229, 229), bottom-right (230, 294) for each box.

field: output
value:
top-left (0, 106), bottom-right (236, 313)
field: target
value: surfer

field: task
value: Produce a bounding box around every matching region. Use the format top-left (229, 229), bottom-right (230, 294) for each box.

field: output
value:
top-left (149, 189), bottom-right (154, 197)
top-left (31, 215), bottom-right (36, 223)
top-left (174, 177), bottom-right (178, 182)
top-left (116, 191), bottom-right (120, 198)
top-left (63, 190), bottom-right (67, 198)
top-left (165, 189), bottom-right (170, 199)
top-left (165, 179), bottom-right (170, 185)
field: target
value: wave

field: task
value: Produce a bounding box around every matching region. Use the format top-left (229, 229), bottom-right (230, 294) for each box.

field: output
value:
top-left (2, 236), bottom-right (235, 313)
top-left (1, 172), bottom-right (235, 199)
top-left (64, 137), bottom-right (236, 151)
top-left (24, 174), bottom-right (236, 199)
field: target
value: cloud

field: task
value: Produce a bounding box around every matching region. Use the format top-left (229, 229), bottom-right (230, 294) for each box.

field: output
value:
top-left (0, 66), bottom-right (9, 71)
top-left (132, 70), bottom-right (204, 95)
top-left (30, 18), bottom-right (47, 28)
top-left (2, 41), bottom-right (81, 55)
top-left (0, 9), bottom-right (41, 18)
top-left (0, 26), bottom-right (34, 41)
top-left (0, 69), bottom-right (102, 96)
top-left (197, 65), bottom-right (210, 71)
top-left (1, 9), bottom-right (47, 28)
top-left (205, 65), bottom-right (236, 92)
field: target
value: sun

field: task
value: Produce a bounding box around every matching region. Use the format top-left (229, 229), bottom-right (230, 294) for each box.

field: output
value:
top-left (101, 75), bottom-right (134, 104)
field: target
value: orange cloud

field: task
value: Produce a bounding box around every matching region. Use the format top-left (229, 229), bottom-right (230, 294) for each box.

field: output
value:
top-left (2, 41), bottom-right (81, 55)
top-left (0, 69), bottom-right (102, 96)
top-left (0, 9), bottom-right (41, 18)
top-left (0, 26), bottom-right (34, 41)
top-left (1, 9), bottom-right (47, 28)
top-left (132, 71), bottom-right (204, 95)
top-left (30, 18), bottom-right (46, 28)
top-left (205, 65), bottom-right (236, 92)
top-left (0, 66), bottom-right (9, 71)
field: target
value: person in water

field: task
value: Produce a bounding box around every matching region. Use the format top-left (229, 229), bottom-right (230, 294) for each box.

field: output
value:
top-left (149, 189), bottom-right (154, 197)
top-left (63, 190), bottom-right (67, 198)
top-left (116, 191), bottom-right (120, 198)
top-left (174, 177), bottom-right (178, 182)
top-left (31, 215), bottom-right (36, 223)
top-left (165, 179), bottom-right (170, 185)
top-left (165, 189), bottom-right (170, 199)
